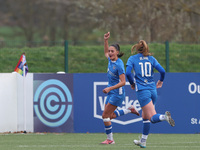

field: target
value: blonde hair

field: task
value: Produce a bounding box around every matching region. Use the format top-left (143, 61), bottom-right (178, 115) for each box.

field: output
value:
top-left (131, 40), bottom-right (151, 56)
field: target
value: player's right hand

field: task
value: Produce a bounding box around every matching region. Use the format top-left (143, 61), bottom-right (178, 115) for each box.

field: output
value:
top-left (104, 32), bottom-right (110, 40)
top-left (103, 87), bottom-right (111, 94)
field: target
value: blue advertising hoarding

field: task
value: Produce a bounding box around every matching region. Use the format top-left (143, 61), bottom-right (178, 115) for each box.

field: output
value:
top-left (32, 73), bottom-right (200, 133)
top-left (73, 73), bottom-right (200, 133)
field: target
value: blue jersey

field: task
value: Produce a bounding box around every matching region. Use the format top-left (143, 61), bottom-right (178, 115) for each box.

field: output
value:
top-left (107, 57), bottom-right (125, 95)
top-left (126, 53), bottom-right (160, 91)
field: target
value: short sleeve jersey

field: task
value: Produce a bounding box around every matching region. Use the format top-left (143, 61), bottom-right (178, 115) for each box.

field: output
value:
top-left (107, 57), bottom-right (125, 95)
top-left (126, 53), bottom-right (159, 91)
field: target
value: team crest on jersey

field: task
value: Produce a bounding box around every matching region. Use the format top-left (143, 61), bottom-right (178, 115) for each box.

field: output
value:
top-left (113, 66), bottom-right (116, 70)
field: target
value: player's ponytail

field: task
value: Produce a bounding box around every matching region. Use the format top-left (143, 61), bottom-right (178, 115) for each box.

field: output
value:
top-left (131, 40), bottom-right (151, 56)
top-left (131, 44), bottom-right (137, 54)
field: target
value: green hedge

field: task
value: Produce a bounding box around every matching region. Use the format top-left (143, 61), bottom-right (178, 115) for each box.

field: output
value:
top-left (0, 43), bottom-right (199, 73)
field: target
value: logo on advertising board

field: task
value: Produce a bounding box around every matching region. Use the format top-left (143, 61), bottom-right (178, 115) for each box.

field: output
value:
top-left (33, 74), bottom-right (73, 132)
top-left (93, 82), bottom-right (142, 125)
top-left (188, 82), bottom-right (200, 94)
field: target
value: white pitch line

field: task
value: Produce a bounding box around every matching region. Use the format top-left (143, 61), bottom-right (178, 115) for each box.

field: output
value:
top-left (147, 146), bottom-right (200, 148)
top-left (18, 145), bottom-right (114, 148)
top-left (18, 143), bottom-right (200, 148)
top-left (148, 141), bottom-right (200, 144)
top-left (124, 141), bottom-right (200, 145)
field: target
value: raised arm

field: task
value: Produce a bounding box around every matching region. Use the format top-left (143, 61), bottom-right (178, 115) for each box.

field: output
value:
top-left (104, 32), bottom-right (110, 58)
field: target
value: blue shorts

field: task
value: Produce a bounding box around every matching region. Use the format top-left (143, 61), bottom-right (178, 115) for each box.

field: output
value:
top-left (105, 93), bottom-right (125, 107)
top-left (136, 89), bottom-right (157, 107)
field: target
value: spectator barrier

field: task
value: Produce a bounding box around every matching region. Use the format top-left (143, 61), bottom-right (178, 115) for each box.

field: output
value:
top-left (0, 73), bottom-right (199, 133)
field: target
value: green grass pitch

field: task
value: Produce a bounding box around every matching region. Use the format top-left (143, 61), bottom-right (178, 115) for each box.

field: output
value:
top-left (0, 133), bottom-right (199, 150)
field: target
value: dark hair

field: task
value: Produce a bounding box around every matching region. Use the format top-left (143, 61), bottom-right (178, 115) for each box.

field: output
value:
top-left (111, 43), bottom-right (124, 58)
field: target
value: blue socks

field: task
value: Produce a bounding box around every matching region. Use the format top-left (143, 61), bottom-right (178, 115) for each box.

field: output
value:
top-left (143, 119), bottom-right (150, 135)
top-left (105, 125), bottom-right (112, 134)
top-left (141, 119), bottom-right (150, 143)
top-left (151, 114), bottom-right (162, 123)
top-left (141, 114), bottom-right (166, 143)
top-left (105, 125), bottom-right (113, 140)
top-left (114, 109), bottom-right (124, 117)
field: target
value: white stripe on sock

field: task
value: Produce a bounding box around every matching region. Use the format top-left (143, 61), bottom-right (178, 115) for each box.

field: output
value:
top-left (143, 120), bottom-right (151, 123)
top-left (115, 110), bottom-right (120, 116)
top-left (105, 126), bottom-right (112, 130)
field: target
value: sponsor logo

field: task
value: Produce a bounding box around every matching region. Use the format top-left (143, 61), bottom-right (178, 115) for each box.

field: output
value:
top-left (34, 79), bottom-right (72, 127)
top-left (93, 82), bottom-right (142, 125)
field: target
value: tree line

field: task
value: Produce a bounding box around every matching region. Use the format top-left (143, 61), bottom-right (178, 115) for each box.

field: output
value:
top-left (1, 0), bottom-right (200, 44)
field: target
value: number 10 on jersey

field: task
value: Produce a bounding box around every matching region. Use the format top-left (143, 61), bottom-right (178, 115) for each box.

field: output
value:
top-left (139, 62), bottom-right (151, 77)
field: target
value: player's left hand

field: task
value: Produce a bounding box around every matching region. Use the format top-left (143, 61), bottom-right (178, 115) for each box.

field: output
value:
top-left (131, 83), bottom-right (135, 90)
top-left (103, 87), bottom-right (111, 93)
top-left (156, 80), bottom-right (163, 88)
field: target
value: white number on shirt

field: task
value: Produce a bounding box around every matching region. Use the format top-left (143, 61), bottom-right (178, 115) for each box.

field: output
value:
top-left (139, 62), bottom-right (151, 77)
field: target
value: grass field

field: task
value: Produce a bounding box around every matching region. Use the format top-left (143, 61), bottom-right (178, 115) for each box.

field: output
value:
top-left (0, 133), bottom-right (199, 150)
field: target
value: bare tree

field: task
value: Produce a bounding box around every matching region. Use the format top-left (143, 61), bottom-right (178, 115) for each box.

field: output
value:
top-left (6, 0), bottom-right (43, 41)
top-left (3, 0), bottom-right (200, 43)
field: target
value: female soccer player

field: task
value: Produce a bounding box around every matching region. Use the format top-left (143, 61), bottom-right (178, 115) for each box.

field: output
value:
top-left (126, 40), bottom-right (175, 148)
top-left (101, 32), bottom-right (139, 144)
